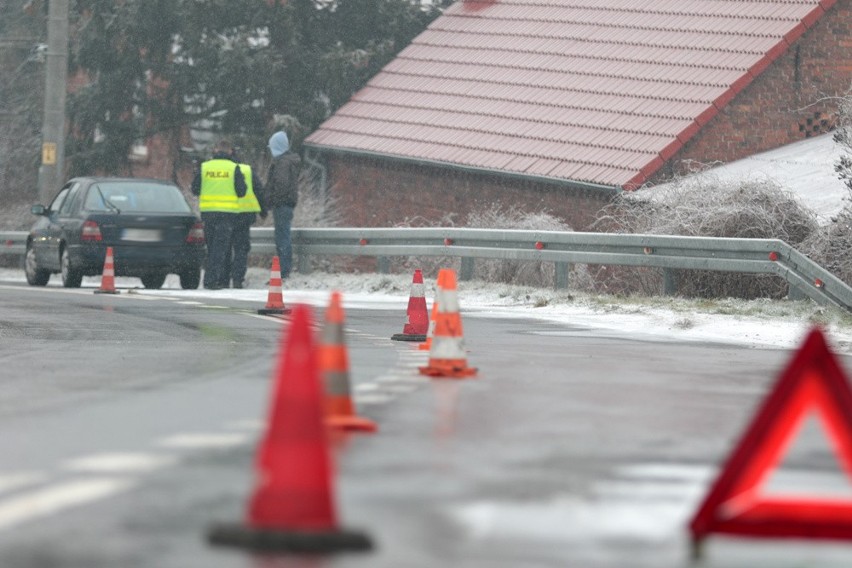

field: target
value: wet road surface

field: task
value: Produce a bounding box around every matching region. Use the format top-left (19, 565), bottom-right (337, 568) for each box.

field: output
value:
top-left (1, 283), bottom-right (852, 567)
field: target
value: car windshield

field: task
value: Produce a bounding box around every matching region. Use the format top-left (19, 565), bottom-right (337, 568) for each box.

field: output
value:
top-left (84, 181), bottom-right (192, 214)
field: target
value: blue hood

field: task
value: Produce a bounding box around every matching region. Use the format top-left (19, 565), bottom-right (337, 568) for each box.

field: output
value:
top-left (268, 131), bottom-right (289, 157)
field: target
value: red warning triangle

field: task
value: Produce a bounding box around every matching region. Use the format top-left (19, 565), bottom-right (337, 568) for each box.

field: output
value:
top-left (690, 326), bottom-right (852, 545)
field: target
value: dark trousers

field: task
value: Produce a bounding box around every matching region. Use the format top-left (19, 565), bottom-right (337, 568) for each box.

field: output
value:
top-left (201, 211), bottom-right (236, 289)
top-left (273, 205), bottom-right (294, 278)
top-left (228, 213), bottom-right (255, 286)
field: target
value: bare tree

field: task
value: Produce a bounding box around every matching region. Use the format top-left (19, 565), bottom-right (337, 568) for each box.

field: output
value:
top-left (834, 89), bottom-right (852, 192)
top-left (806, 88), bottom-right (852, 285)
top-left (0, 0), bottom-right (44, 206)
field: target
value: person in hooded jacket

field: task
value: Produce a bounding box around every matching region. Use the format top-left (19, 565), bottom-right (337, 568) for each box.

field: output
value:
top-left (265, 131), bottom-right (302, 278)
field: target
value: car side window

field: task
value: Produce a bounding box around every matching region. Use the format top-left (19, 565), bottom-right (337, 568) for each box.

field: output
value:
top-left (48, 186), bottom-right (70, 214)
top-left (58, 183), bottom-right (82, 216)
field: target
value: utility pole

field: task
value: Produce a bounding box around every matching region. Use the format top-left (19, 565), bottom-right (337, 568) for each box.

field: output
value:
top-left (38, 0), bottom-right (69, 204)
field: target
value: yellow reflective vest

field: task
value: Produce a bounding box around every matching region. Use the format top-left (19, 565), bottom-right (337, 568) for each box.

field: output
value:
top-left (199, 159), bottom-right (261, 213)
top-left (236, 165), bottom-right (261, 214)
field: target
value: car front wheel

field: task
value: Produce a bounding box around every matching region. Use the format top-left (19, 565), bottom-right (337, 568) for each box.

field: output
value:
top-left (60, 247), bottom-right (83, 288)
top-left (25, 244), bottom-right (50, 286)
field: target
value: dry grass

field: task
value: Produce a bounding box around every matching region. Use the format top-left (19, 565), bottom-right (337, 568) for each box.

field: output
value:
top-left (464, 204), bottom-right (577, 287)
top-left (393, 204), bottom-right (583, 288)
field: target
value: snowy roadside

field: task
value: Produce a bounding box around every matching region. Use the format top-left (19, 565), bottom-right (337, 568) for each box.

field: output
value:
top-left (5, 266), bottom-right (852, 356)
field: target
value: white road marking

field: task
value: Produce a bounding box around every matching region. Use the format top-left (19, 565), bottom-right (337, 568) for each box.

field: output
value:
top-left (0, 478), bottom-right (134, 532)
top-left (63, 452), bottom-right (176, 474)
top-left (354, 393), bottom-right (394, 405)
top-left (0, 284), bottom-right (137, 298)
top-left (595, 480), bottom-right (706, 501)
top-left (380, 384), bottom-right (418, 394)
top-left (355, 383), bottom-right (380, 392)
top-left (242, 313), bottom-right (289, 323)
top-left (618, 463), bottom-right (713, 482)
top-left (345, 329), bottom-right (371, 337)
top-left (0, 473), bottom-right (47, 495)
top-left (590, 463), bottom-right (714, 505)
top-left (156, 432), bottom-right (250, 449)
top-left (176, 301), bottom-right (204, 305)
top-left (123, 290), bottom-right (175, 299)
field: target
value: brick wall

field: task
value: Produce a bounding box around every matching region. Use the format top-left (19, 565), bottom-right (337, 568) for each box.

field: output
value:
top-left (125, 134), bottom-right (176, 181)
top-left (653, 0), bottom-right (852, 182)
top-left (324, 154), bottom-right (613, 230)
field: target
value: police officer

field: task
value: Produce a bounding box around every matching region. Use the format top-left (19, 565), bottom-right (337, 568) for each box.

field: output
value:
top-left (228, 153), bottom-right (266, 289)
top-left (191, 139), bottom-right (247, 290)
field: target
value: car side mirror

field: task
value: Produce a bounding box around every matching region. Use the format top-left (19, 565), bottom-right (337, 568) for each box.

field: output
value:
top-left (31, 204), bottom-right (46, 216)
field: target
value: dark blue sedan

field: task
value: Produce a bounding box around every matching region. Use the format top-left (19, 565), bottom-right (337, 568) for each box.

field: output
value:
top-left (25, 177), bottom-right (206, 289)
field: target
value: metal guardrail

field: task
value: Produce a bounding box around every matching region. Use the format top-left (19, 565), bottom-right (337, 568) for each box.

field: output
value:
top-left (0, 232), bottom-right (25, 255)
top-left (4, 227), bottom-right (852, 311)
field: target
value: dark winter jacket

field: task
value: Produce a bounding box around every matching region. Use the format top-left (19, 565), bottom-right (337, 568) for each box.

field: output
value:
top-left (265, 151), bottom-right (302, 208)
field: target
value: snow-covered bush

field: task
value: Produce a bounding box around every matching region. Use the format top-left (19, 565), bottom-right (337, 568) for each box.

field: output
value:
top-left (595, 174), bottom-right (820, 299)
top-left (464, 204), bottom-right (580, 287)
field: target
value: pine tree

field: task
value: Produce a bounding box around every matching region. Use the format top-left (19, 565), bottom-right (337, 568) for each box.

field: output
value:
top-left (68, 0), bottom-right (445, 175)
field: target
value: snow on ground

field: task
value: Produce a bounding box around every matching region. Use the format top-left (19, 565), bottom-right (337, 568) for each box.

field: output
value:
top-left (649, 133), bottom-right (850, 221)
top-left (5, 266), bottom-right (852, 356)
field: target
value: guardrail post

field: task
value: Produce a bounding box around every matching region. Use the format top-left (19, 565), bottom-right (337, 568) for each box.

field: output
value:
top-left (788, 284), bottom-right (807, 301)
top-left (555, 261), bottom-right (570, 289)
top-left (460, 257), bottom-right (475, 281)
top-left (663, 268), bottom-right (678, 296)
top-left (377, 256), bottom-right (391, 274)
top-left (297, 253), bottom-right (312, 275)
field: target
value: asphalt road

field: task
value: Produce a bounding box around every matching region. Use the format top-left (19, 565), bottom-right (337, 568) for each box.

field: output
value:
top-left (1, 281), bottom-right (852, 567)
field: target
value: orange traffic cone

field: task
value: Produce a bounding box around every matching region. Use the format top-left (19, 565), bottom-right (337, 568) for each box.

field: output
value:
top-left (391, 269), bottom-right (429, 342)
top-left (418, 270), bottom-right (446, 351)
top-left (207, 305), bottom-right (373, 553)
top-left (321, 291), bottom-right (377, 433)
top-left (94, 246), bottom-right (120, 294)
top-left (419, 269), bottom-right (477, 379)
top-left (258, 256), bottom-right (291, 315)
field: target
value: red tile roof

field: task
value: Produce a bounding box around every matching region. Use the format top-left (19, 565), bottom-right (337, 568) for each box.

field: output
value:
top-left (305, 0), bottom-right (837, 190)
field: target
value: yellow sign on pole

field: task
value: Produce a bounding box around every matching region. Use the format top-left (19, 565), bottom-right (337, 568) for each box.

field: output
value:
top-left (42, 143), bottom-right (57, 165)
